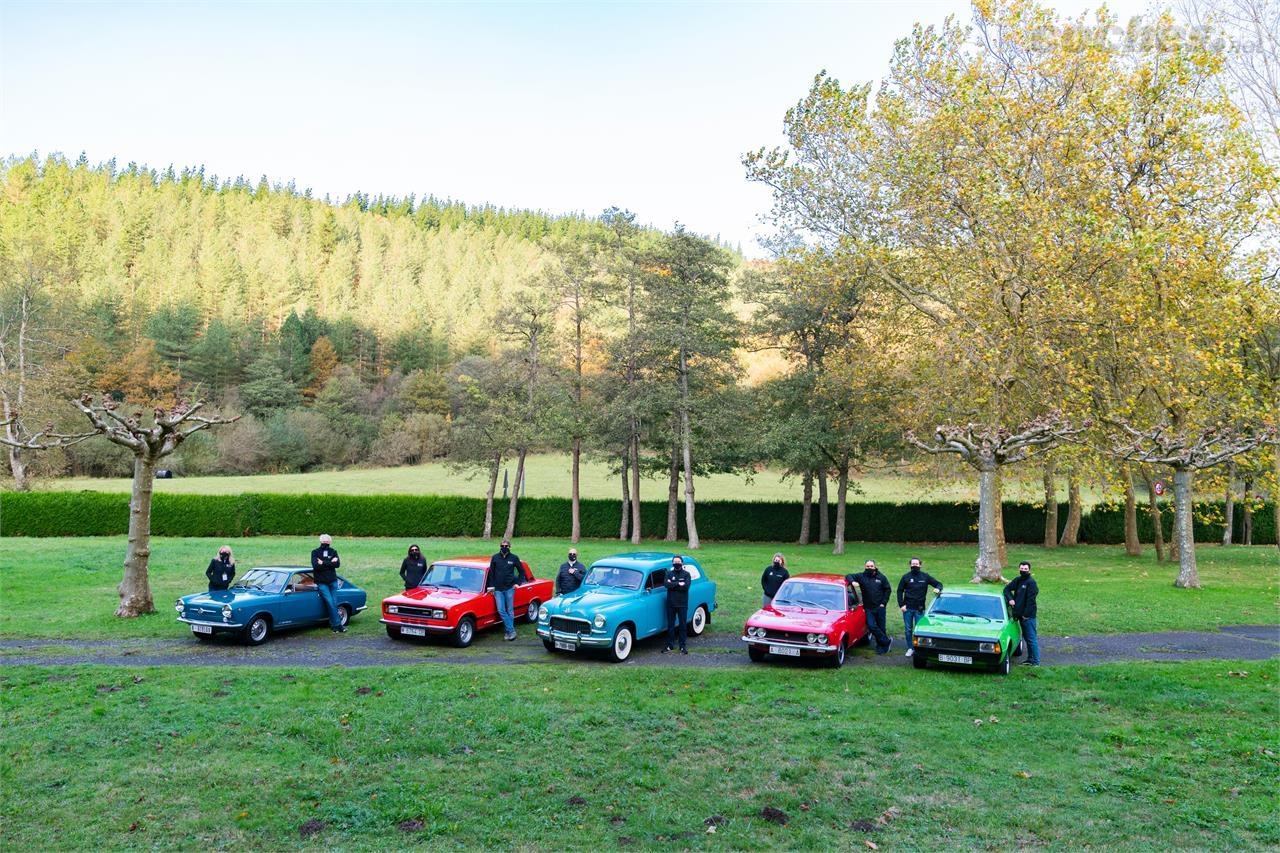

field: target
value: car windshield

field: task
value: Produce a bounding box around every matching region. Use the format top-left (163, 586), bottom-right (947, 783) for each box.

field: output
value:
top-left (231, 569), bottom-right (285, 593)
top-left (583, 566), bottom-right (644, 590)
top-left (772, 581), bottom-right (844, 611)
top-left (422, 564), bottom-right (485, 593)
top-left (930, 593), bottom-right (1004, 621)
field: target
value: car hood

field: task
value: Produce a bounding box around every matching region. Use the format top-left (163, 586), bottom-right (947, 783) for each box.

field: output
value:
top-left (550, 586), bottom-right (635, 616)
top-left (183, 589), bottom-right (272, 608)
top-left (746, 606), bottom-right (842, 633)
top-left (915, 614), bottom-right (1006, 639)
top-left (385, 587), bottom-right (482, 608)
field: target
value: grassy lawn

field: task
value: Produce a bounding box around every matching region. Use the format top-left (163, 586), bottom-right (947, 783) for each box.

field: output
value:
top-left (24, 452), bottom-right (1113, 504)
top-left (1, 660), bottom-right (1276, 850)
top-left (1, 537), bottom-right (1275, 640)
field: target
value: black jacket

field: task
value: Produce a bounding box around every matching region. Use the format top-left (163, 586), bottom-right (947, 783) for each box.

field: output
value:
top-left (311, 546), bottom-right (340, 585)
top-left (848, 570), bottom-right (892, 609)
top-left (489, 550), bottom-right (528, 591)
top-left (556, 560), bottom-right (586, 595)
top-left (664, 566), bottom-right (692, 608)
top-left (1003, 574), bottom-right (1039, 619)
top-left (761, 564), bottom-right (789, 598)
top-left (400, 556), bottom-right (427, 589)
top-left (897, 568), bottom-right (943, 611)
top-left (206, 556), bottom-right (235, 590)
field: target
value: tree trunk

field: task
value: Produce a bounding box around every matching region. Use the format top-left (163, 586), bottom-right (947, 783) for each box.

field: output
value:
top-left (117, 454), bottom-right (158, 617)
top-left (571, 291), bottom-right (584, 545)
top-left (1143, 467), bottom-right (1165, 562)
top-left (1242, 477), bottom-right (1253, 546)
top-left (629, 433), bottom-right (641, 544)
top-left (1222, 461), bottom-right (1235, 547)
top-left (665, 438), bottom-right (679, 542)
top-left (5, 444), bottom-right (29, 491)
top-left (1042, 459), bottom-right (1057, 548)
top-left (1172, 467), bottom-right (1200, 589)
top-left (1274, 450), bottom-right (1280, 552)
top-left (1060, 475), bottom-right (1082, 546)
top-left (994, 469), bottom-right (1007, 569)
top-left (679, 349), bottom-right (699, 550)
top-left (971, 466), bottom-right (1005, 583)
top-left (483, 452), bottom-right (501, 539)
top-left (503, 447), bottom-right (526, 540)
top-left (619, 454), bottom-right (630, 541)
top-left (832, 453), bottom-right (849, 556)
top-left (570, 436), bottom-right (581, 544)
top-left (1123, 466), bottom-right (1141, 557)
top-left (798, 470), bottom-right (813, 545)
top-left (818, 469), bottom-right (830, 543)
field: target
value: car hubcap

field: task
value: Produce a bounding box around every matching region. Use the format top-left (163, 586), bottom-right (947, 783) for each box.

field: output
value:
top-left (251, 621), bottom-right (265, 641)
top-left (461, 623), bottom-right (472, 643)
top-left (692, 608), bottom-right (705, 633)
top-left (339, 608), bottom-right (348, 626)
top-left (528, 602), bottom-right (538, 620)
top-left (616, 631), bottom-right (630, 658)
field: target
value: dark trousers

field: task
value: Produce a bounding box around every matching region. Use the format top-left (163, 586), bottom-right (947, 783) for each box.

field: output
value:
top-left (866, 605), bottom-right (891, 653)
top-left (666, 603), bottom-right (688, 650)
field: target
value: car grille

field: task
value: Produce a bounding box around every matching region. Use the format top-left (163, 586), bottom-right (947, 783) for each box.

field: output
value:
top-left (551, 616), bottom-right (593, 634)
top-left (394, 605), bottom-right (439, 619)
top-left (187, 605), bottom-right (225, 620)
top-left (922, 637), bottom-right (981, 653)
top-left (764, 629), bottom-right (809, 643)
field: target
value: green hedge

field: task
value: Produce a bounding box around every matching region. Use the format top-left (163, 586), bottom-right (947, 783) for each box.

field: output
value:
top-left (1, 491), bottom-right (1273, 544)
top-left (1082, 500), bottom-right (1276, 546)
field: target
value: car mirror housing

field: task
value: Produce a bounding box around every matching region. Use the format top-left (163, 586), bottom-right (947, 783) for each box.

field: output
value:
top-left (283, 588), bottom-right (293, 595)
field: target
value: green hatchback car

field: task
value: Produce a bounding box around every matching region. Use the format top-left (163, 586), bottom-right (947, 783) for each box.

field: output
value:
top-left (910, 589), bottom-right (1024, 674)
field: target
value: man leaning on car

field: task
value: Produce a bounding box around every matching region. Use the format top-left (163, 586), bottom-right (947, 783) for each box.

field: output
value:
top-left (849, 560), bottom-right (893, 655)
top-left (311, 534), bottom-right (345, 633)
top-left (898, 557), bottom-right (942, 658)
top-left (1004, 560), bottom-right (1040, 666)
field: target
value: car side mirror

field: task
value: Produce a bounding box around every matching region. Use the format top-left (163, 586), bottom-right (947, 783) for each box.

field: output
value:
top-left (283, 587), bottom-right (293, 594)
top-left (486, 586), bottom-right (495, 593)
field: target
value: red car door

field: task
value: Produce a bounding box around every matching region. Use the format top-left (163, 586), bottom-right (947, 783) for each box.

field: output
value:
top-left (477, 568), bottom-right (500, 630)
top-left (511, 561), bottom-right (534, 623)
top-left (846, 583), bottom-right (868, 643)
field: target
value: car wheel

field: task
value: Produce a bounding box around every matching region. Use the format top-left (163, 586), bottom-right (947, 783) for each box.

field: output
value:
top-left (385, 624), bottom-right (402, 640)
top-left (453, 616), bottom-right (476, 648)
top-left (244, 614), bottom-right (271, 646)
top-left (526, 599), bottom-right (540, 623)
top-left (689, 605), bottom-right (708, 637)
top-left (1015, 638), bottom-right (1026, 657)
top-left (542, 638), bottom-right (556, 653)
top-left (912, 653), bottom-right (928, 669)
top-left (748, 644), bottom-right (767, 663)
top-left (997, 655), bottom-right (1011, 675)
top-left (608, 625), bottom-right (634, 663)
top-left (338, 605), bottom-right (352, 628)
top-left (854, 631), bottom-right (871, 647)
top-left (829, 638), bottom-right (847, 668)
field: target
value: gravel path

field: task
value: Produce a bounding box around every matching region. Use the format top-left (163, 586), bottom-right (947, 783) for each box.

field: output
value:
top-left (1, 624), bottom-right (1276, 669)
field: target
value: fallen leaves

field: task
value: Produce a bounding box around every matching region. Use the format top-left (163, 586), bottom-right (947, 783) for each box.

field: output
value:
top-left (397, 819), bottom-right (425, 832)
top-left (1014, 771), bottom-right (1032, 779)
top-left (355, 686), bottom-right (372, 695)
top-left (864, 841), bottom-right (879, 850)
top-left (760, 806), bottom-right (789, 825)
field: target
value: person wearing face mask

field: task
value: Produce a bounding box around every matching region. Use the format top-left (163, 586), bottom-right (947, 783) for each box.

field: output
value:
top-left (897, 557), bottom-right (943, 658)
top-left (663, 556), bottom-right (692, 654)
top-left (556, 548), bottom-right (586, 595)
top-left (761, 552), bottom-right (789, 608)
top-left (848, 559), bottom-right (893, 654)
top-left (206, 546), bottom-right (236, 591)
top-left (310, 534), bottom-right (345, 632)
top-left (1003, 560), bottom-right (1040, 666)
top-left (489, 539), bottom-right (529, 641)
top-left (400, 544), bottom-right (427, 590)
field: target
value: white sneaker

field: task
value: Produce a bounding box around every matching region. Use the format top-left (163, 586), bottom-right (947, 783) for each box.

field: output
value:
top-left (905, 648), bottom-right (913, 658)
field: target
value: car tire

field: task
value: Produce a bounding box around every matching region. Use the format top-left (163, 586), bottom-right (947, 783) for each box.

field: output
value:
top-left (997, 655), bottom-right (1011, 675)
top-left (243, 614), bottom-right (271, 646)
top-left (912, 653), bottom-right (928, 669)
top-left (829, 637), bottom-right (847, 668)
top-left (607, 625), bottom-right (634, 663)
top-left (542, 638), bottom-right (556, 653)
top-left (526, 599), bottom-right (540, 623)
top-left (854, 631), bottom-right (872, 647)
top-left (453, 616), bottom-right (476, 648)
top-left (385, 624), bottom-right (403, 640)
top-left (689, 605), bottom-right (708, 637)
top-left (338, 605), bottom-right (352, 628)
top-left (748, 644), bottom-right (767, 663)
top-left (1015, 638), bottom-right (1026, 657)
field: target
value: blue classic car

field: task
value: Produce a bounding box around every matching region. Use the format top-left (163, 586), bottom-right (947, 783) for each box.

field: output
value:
top-left (535, 552), bottom-right (717, 662)
top-left (175, 566), bottom-right (368, 645)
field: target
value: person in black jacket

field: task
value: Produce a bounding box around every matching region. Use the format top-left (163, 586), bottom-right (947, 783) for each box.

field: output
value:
top-left (489, 539), bottom-right (528, 641)
top-left (400, 544), bottom-right (427, 590)
top-left (1003, 560), bottom-right (1040, 665)
top-left (206, 546), bottom-right (236, 591)
top-left (310, 534), bottom-right (344, 632)
top-left (761, 552), bottom-right (789, 608)
top-left (897, 557), bottom-right (943, 658)
top-left (663, 556), bottom-right (692, 654)
top-left (847, 560), bottom-right (893, 654)
top-left (556, 548), bottom-right (586, 595)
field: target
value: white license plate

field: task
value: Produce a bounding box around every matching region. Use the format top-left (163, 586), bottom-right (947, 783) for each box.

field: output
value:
top-left (191, 624), bottom-right (213, 634)
top-left (400, 626), bottom-right (426, 637)
top-left (554, 640), bottom-right (577, 651)
top-left (769, 645), bottom-right (801, 657)
top-left (938, 654), bottom-right (973, 665)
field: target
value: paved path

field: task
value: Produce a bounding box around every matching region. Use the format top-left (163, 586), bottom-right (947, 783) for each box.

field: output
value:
top-left (1, 624), bottom-right (1276, 669)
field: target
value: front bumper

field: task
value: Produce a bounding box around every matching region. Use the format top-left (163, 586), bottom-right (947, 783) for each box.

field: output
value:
top-left (536, 625), bottom-right (613, 648)
top-left (741, 635), bottom-right (837, 653)
top-left (177, 616), bottom-right (244, 629)
top-left (381, 617), bottom-right (454, 633)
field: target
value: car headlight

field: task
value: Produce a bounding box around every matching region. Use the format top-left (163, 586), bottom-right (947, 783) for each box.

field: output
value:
top-left (978, 642), bottom-right (996, 653)
top-left (431, 609), bottom-right (446, 620)
top-left (387, 605), bottom-right (399, 614)
top-left (593, 613), bottom-right (607, 629)
top-left (916, 636), bottom-right (934, 647)
top-left (538, 605), bottom-right (549, 621)
top-left (174, 599), bottom-right (184, 613)
top-left (806, 633), bottom-right (818, 643)
top-left (221, 604), bottom-right (233, 621)
top-left (817, 634), bottom-right (829, 645)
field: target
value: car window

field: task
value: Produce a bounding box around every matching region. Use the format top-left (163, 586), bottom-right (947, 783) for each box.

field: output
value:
top-left (232, 569), bottom-right (285, 593)
top-left (423, 563), bottom-right (485, 592)
top-left (584, 566), bottom-right (643, 590)
top-left (288, 572), bottom-right (315, 590)
top-left (931, 593), bottom-right (1005, 620)
top-left (772, 580), bottom-right (844, 611)
top-left (646, 569), bottom-right (667, 589)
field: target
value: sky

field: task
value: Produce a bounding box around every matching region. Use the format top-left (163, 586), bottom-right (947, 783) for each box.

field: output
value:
top-left (1, 0), bottom-right (1153, 256)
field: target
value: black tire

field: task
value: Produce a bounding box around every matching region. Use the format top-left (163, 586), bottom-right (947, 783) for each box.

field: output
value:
top-left (912, 653), bottom-right (928, 669)
top-left (525, 599), bottom-right (541, 623)
top-left (997, 655), bottom-right (1011, 675)
top-left (337, 605), bottom-right (352, 628)
top-left (385, 624), bottom-right (402, 640)
top-left (607, 624), bottom-right (635, 663)
top-left (243, 614), bottom-right (271, 646)
top-left (689, 605), bottom-right (709, 637)
top-left (748, 644), bottom-right (767, 663)
top-left (828, 638), bottom-right (847, 668)
top-left (542, 638), bottom-right (556, 653)
top-left (453, 615), bottom-right (476, 648)
top-left (1015, 638), bottom-right (1026, 658)
top-left (854, 631), bottom-right (872, 647)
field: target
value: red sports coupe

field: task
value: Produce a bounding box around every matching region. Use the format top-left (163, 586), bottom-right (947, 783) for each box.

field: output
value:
top-left (741, 572), bottom-right (869, 667)
top-left (381, 556), bottom-right (553, 648)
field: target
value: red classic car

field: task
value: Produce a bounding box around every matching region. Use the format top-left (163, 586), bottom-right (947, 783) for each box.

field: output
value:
top-left (742, 572), bottom-right (869, 667)
top-left (381, 556), bottom-right (553, 648)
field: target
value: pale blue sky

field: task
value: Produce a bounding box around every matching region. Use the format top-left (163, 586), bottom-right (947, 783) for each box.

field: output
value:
top-left (1, 0), bottom-right (1150, 254)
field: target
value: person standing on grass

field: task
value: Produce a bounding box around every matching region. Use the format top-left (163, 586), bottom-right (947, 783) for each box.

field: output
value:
top-left (400, 544), bottom-right (427, 590)
top-left (898, 557), bottom-right (943, 658)
top-left (1004, 560), bottom-right (1040, 666)
top-left (556, 548), bottom-right (586, 595)
top-left (206, 546), bottom-right (236, 591)
top-left (761, 552), bottom-right (789, 608)
top-left (848, 559), bottom-right (893, 654)
top-left (489, 539), bottom-right (528, 641)
top-left (663, 555), bottom-right (692, 654)
top-left (311, 534), bottom-right (345, 633)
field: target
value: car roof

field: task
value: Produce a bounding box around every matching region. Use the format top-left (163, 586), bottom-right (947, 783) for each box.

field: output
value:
top-left (788, 572), bottom-right (847, 584)
top-left (589, 552), bottom-right (698, 571)
top-left (248, 566), bottom-right (310, 573)
top-left (938, 588), bottom-right (1004, 598)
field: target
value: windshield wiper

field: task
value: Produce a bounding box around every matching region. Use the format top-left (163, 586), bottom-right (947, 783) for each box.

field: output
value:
top-left (931, 608), bottom-right (955, 615)
top-left (436, 583), bottom-right (460, 590)
top-left (793, 598), bottom-right (827, 609)
top-left (953, 613), bottom-right (992, 621)
top-left (772, 598), bottom-right (793, 606)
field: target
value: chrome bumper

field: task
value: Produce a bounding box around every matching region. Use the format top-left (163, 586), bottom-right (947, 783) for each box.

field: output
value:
top-left (536, 625), bottom-right (612, 648)
top-left (741, 635), bottom-right (835, 653)
top-left (381, 618), bottom-right (453, 633)
top-left (177, 616), bottom-right (243, 629)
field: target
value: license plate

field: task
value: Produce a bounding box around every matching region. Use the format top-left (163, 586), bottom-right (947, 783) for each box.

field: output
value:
top-left (191, 624), bottom-right (212, 635)
top-left (769, 645), bottom-right (801, 657)
top-left (938, 654), bottom-right (972, 665)
top-left (554, 640), bottom-right (577, 651)
top-left (400, 626), bottom-right (426, 637)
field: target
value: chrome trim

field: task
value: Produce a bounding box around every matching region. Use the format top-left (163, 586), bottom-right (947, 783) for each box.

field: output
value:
top-left (740, 635), bottom-right (835, 653)
top-left (177, 616), bottom-right (243, 629)
top-left (536, 626), bottom-right (612, 647)
top-left (380, 618), bottom-right (452, 633)
top-left (356, 605), bottom-right (368, 613)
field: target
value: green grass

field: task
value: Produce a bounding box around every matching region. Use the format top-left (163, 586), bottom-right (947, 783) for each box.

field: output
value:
top-left (1, 537), bottom-right (1276, 640)
top-left (1, 660), bottom-right (1276, 850)
top-left (27, 452), bottom-right (1112, 504)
